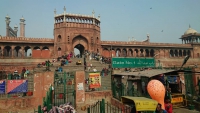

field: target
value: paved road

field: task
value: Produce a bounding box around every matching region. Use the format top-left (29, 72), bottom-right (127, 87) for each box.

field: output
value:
top-left (173, 107), bottom-right (200, 113)
top-left (77, 107), bottom-right (200, 113)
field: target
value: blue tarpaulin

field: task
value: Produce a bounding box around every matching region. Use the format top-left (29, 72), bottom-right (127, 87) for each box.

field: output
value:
top-left (0, 80), bottom-right (5, 94)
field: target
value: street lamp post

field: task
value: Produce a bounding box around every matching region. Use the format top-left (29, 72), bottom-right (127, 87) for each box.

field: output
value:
top-left (180, 55), bottom-right (190, 70)
top-left (110, 44), bottom-right (112, 58)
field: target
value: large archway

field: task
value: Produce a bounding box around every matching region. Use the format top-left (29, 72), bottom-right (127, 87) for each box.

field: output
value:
top-left (4, 46), bottom-right (11, 57)
top-left (14, 46), bottom-right (22, 57)
top-left (25, 46), bottom-right (32, 57)
top-left (74, 44), bottom-right (85, 58)
top-left (72, 35), bottom-right (88, 57)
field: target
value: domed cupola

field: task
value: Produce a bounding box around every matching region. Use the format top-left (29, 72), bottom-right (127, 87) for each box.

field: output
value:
top-left (180, 25), bottom-right (200, 44)
top-left (184, 25), bottom-right (197, 35)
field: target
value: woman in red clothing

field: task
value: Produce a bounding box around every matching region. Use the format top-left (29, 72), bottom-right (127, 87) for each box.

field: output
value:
top-left (164, 98), bottom-right (173, 113)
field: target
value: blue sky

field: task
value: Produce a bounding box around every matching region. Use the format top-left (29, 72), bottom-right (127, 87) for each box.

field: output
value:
top-left (0, 0), bottom-right (200, 43)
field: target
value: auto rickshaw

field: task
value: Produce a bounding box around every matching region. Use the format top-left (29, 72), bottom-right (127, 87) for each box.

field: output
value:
top-left (121, 96), bottom-right (158, 113)
top-left (76, 60), bottom-right (82, 65)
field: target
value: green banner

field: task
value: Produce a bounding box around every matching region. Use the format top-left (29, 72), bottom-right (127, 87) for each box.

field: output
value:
top-left (112, 57), bottom-right (155, 68)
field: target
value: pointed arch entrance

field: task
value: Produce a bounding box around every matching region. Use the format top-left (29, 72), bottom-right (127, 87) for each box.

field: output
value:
top-left (74, 44), bottom-right (85, 58)
top-left (72, 35), bottom-right (88, 57)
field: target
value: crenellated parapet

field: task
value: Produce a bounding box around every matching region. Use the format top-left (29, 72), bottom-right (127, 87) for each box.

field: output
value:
top-left (55, 13), bottom-right (100, 21)
top-left (54, 7), bottom-right (100, 29)
top-left (101, 41), bottom-right (192, 48)
top-left (0, 36), bottom-right (54, 43)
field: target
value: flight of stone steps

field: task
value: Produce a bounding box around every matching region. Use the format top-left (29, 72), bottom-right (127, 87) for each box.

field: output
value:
top-left (75, 57), bottom-right (112, 91)
top-left (27, 73), bottom-right (34, 93)
top-left (33, 58), bottom-right (110, 72)
top-left (33, 57), bottom-right (112, 91)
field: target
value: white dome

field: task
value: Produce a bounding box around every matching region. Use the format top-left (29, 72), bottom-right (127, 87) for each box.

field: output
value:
top-left (184, 26), bottom-right (197, 35)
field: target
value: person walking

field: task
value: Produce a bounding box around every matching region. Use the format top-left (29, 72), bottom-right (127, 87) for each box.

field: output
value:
top-left (164, 98), bottom-right (173, 113)
top-left (155, 103), bottom-right (167, 113)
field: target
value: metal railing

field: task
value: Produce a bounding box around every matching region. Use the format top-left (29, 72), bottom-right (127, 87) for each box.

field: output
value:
top-left (87, 99), bottom-right (132, 113)
top-left (111, 80), bottom-right (150, 101)
top-left (35, 85), bottom-right (53, 113)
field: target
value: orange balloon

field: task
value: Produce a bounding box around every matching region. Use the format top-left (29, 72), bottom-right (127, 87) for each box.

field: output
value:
top-left (147, 80), bottom-right (165, 110)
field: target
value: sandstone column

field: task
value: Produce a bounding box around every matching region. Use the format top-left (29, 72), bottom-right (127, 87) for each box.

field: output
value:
top-left (75, 71), bottom-right (85, 109)
top-left (21, 46), bottom-right (24, 58)
top-left (11, 46), bottom-right (15, 58)
top-left (0, 46), bottom-right (3, 58)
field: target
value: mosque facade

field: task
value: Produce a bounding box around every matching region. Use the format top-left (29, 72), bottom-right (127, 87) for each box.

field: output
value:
top-left (0, 7), bottom-right (200, 67)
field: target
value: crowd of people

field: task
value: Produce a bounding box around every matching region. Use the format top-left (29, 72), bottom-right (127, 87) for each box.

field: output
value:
top-left (10, 67), bottom-right (30, 80)
top-left (42, 102), bottom-right (76, 113)
top-left (83, 50), bottom-right (111, 64)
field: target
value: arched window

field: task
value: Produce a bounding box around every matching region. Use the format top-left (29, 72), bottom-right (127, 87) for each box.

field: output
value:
top-left (150, 49), bottom-right (154, 57)
top-left (33, 46), bottom-right (40, 50)
top-left (58, 35), bottom-right (61, 42)
top-left (58, 47), bottom-right (61, 51)
top-left (42, 46), bottom-right (49, 50)
top-left (97, 37), bottom-right (99, 43)
top-left (170, 50), bottom-right (174, 57)
top-left (197, 53), bottom-right (200, 58)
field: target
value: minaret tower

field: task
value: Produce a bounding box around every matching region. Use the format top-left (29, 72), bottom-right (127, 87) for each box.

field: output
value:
top-left (92, 10), bottom-right (95, 24)
top-left (147, 33), bottom-right (150, 42)
top-left (63, 6), bottom-right (66, 22)
top-left (20, 16), bottom-right (25, 37)
top-left (14, 24), bottom-right (18, 37)
top-left (5, 15), bottom-right (11, 36)
top-left (54, 9), bottom-right (57, 23)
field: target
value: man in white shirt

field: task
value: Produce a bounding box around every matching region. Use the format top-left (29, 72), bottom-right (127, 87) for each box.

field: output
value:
top-left (93, 68), bottom-right (97, 72)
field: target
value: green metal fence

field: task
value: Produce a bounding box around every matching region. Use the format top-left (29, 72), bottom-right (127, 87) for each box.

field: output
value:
top-left (87, 99), bottom-right (154, 113)
top-left (184, 68), bottom-right (195, 100)
top-left (111, 78), bottom-right (149, 100)
top-left (54, 71), bottom-right (75, 106)
top-left (87, 99), bottom-right (132, 113)
top-left (35, 71), bottom-right (75, 113)
top-left (35, 85), bottom-right (53, 113)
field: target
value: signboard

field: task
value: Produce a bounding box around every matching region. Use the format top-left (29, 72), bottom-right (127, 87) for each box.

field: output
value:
top-left (135, 101), bottom-right (157, 111)
top-left (112, 57), bottom-right (155, 68)
top-left (171, 97), bottom-right (183, 103)
top-left (7, 80), bottom-right (28, 94)
top-left (0, 80), bottom-right (5, 94)
top-left (121, 96), bottom-right (158, 111)
top-left (77, 83), bottom-right (84, 90)
top-left (89, 73), bottom-right (101, 88)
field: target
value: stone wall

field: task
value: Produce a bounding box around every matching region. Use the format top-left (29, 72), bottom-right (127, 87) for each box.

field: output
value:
top-left (32, 50), bottom-right (51, 58)
top-left (0, 97), bottom-right (35, 112)
top-left (33, 72), bottom-right (54, 106)
top-left (85, 90), bottom-right (112, 105)
top-left (75, 71), bottom-right (86, 108)
top-left (0, 36), bottom-right (53, 43)
top-left (0, 72), bottom-right (54, 112)
top-left (101, 41), bottom-right (192, 47)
